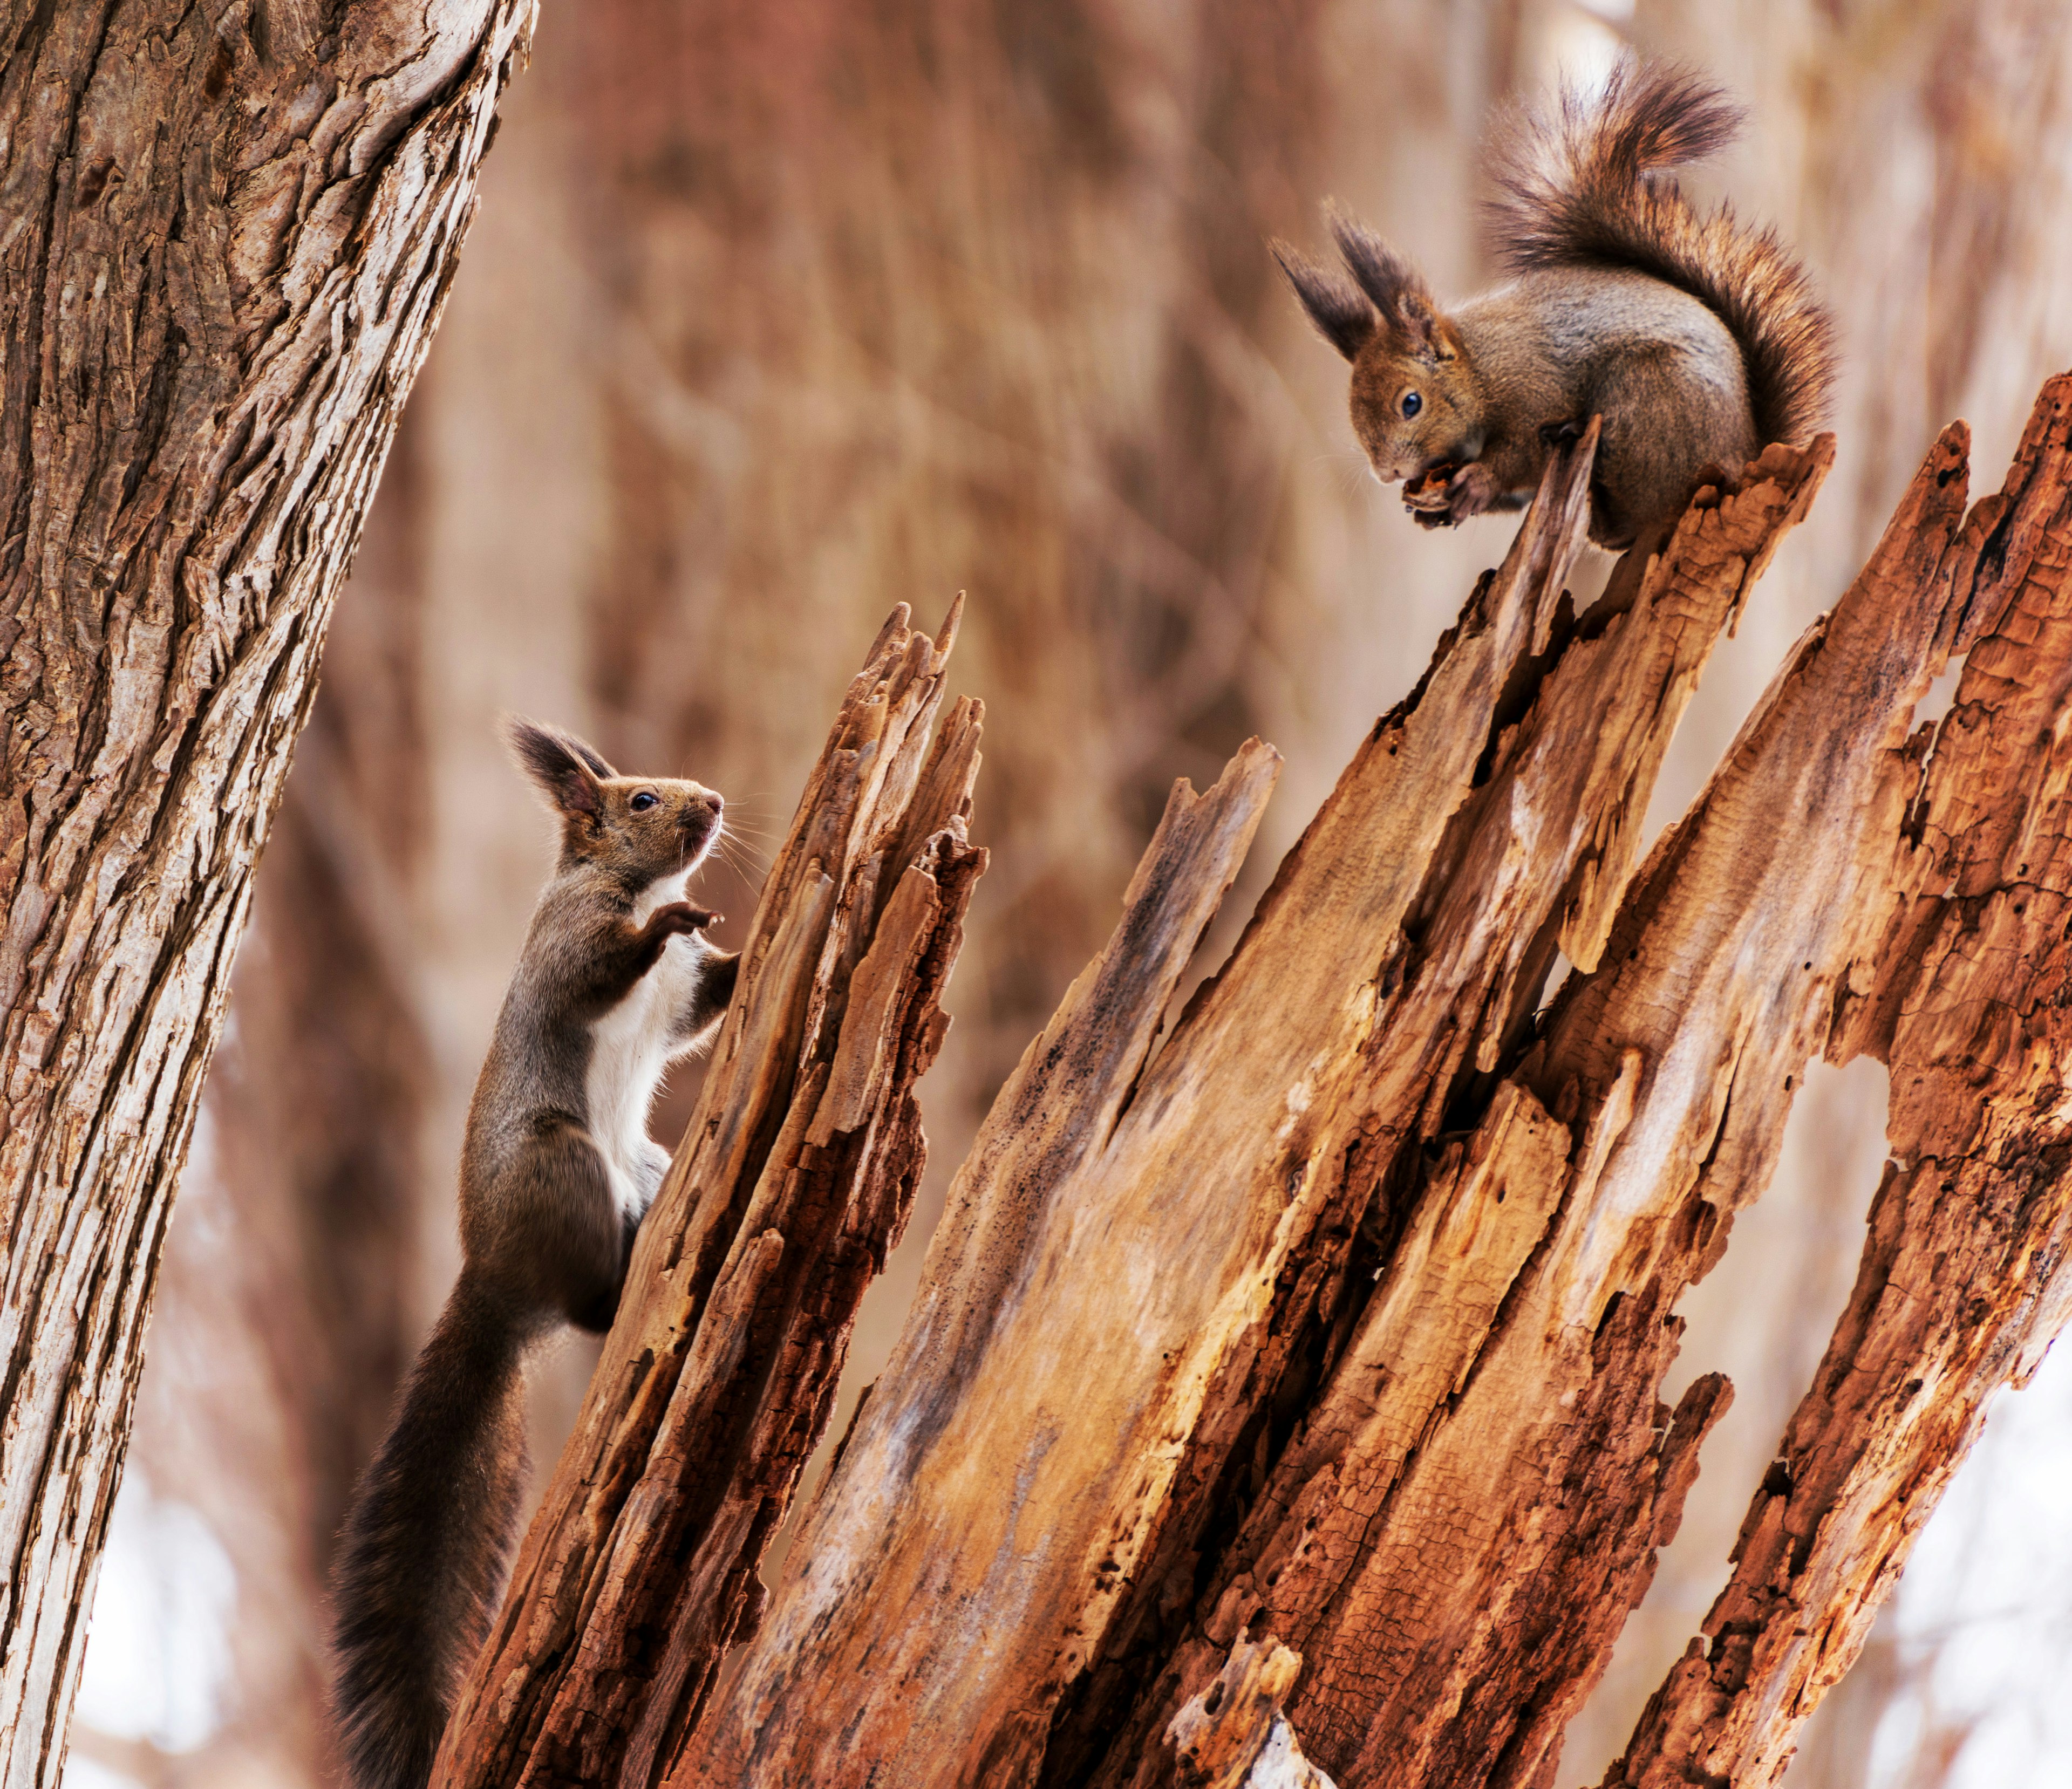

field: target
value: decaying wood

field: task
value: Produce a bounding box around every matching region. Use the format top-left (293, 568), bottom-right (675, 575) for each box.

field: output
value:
top-left (0, 4), bottom-right (529, 1780)
top-left (1155, 1633), bottom-right (1337, 1789)
top-left (446, 381), bottom-right (2072, 1789)
top-left (1211, 426), bottom-right (1984, 1789)
top-left (433, 603), bottom-right (986, 1789)
top-left (1604, 377), bottom-right (2072, 1787)
top-left (674, 426), bottom-right (1834, 1788)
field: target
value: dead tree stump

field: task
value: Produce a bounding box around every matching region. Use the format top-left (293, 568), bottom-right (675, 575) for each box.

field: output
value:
top-left (448, 375), bottom-right (2072, 1789)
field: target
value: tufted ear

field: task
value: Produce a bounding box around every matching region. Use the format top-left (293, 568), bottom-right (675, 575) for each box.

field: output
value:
top-left (1326, 204), bottom-right (1448, 360)
top-left (507, 717), bottom-right (616, 821)
top-left (1272, 239), bottom-right (1375, 361)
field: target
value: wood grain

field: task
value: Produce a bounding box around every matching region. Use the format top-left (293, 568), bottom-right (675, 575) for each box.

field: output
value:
top-left (437, 387), bottom-right (2072, 1787)
top-left (677, 428), bottom-right (1828, 1787)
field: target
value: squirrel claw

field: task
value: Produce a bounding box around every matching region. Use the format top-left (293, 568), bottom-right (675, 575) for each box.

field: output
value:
top-left (1440, 463), bottom-right (1499, 524)
top-left (1538, 419), bottom-right (1587, 448)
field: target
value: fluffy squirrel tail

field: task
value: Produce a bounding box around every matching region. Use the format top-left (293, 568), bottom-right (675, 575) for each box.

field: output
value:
top-left (1484, 57), bottom-right (1837, 447)
top-left (331, 1275), bottom-right (532, 1789)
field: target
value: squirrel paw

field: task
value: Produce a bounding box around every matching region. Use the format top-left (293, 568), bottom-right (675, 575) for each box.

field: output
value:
top-left (648, 902), bottom-right (720, 939)
top-left (1441, 463), bottom-right (1500, 525)
top-left (1538, 418), bottom-right (1588, 449)
top-left (1403, 461), bottom-right (1498, 528)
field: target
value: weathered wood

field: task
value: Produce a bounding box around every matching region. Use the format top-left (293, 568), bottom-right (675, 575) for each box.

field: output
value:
top-left (439, 380), bottom-right (2072, 1787)
top-left (1152, 1633), bottom-right (1337, 1789)
top-left (1052, 443), bottom-right (1838, 1789)
top-left (0, 4), bottom-right (529, 1782)
top-left (434, 605), bottom-right (986, 1789)
top-left (1604, 375), bottom-right (2072, 1787)
top-left (676, 428), bottom-right (1829, 1787)
top-left (1128, 402), bottom-right (2065, 1789)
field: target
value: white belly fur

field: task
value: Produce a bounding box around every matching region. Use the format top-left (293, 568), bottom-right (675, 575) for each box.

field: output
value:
top-left (585, 872), bottom-right (699, 1220)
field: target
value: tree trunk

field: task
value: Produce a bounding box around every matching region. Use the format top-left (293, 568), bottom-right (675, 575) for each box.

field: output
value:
top-left (0, 4), bottom-right (528, 1780)
top-left (441, 374), bottom-right (2072, 1787)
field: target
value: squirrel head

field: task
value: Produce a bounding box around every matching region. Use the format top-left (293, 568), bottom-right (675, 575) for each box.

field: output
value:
top-left (1274, 204), bottom-right (1482, 486)
top-left (507, 718), bottom-right (724, 894)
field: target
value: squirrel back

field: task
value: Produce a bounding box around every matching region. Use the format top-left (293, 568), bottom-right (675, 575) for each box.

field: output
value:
top-left (1482, 58), bottom-right (1835, 448)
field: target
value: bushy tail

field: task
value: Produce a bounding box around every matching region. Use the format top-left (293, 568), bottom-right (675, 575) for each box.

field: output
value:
top-left (1484, 57), bottom-right (1837, 446)
top-left (331, 1276), bottom-right (531, 1789)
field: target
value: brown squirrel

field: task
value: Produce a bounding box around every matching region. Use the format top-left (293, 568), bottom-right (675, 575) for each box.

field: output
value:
top-left (329, 720), bottom-right (738, 1789)
top-left (1273, 59), bottom-right (1836, 549)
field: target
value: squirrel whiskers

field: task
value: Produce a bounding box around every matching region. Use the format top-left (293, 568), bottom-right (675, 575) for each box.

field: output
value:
top-left (1274, 58), bottom-right (1836, 548)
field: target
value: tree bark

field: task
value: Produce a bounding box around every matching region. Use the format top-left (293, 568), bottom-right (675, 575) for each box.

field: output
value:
top-left (434, 603), bottom-right (987, 1789)
top-left (0, 4), bottom-right (529, 1781)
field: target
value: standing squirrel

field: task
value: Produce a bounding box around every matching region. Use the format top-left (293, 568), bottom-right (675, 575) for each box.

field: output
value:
top-left (1273, 59), bottom-right (1836, 549)
top-left (330, 720), bottom-right (738, 1789)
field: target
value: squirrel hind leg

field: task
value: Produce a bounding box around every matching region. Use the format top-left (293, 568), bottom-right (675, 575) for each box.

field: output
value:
top-left (490, 1121), bottom-right (633, 1334)
top-left (1588, 352), bottom-right (1756, 548)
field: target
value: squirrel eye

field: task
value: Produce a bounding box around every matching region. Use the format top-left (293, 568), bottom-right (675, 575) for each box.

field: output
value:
top-left (1400, 391), bottom-right (1423, 419)
top-left (629, 791), bottom-right (658, 812)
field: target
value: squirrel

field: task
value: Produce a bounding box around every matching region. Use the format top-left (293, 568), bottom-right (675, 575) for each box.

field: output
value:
top-left (1273, 58), bottom-right (1836, 550)
top-left (329, 720), bottom-right (738, 1789)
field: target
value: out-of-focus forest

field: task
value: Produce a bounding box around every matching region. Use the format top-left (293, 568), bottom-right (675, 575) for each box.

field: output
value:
top-left (63, 3), bottom-right (2072, 1786)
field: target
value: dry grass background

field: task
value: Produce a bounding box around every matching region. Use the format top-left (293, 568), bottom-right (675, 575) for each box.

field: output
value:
top-left (65, 3), bottom-right (2072, 1786)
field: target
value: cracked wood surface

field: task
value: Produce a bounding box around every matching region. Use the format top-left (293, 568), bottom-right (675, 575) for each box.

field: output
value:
top-left (1605, 375), bottom-right (2072, 1786)
top-left (0, 4), bottom-right (529, 1783)
top-left (1060, 442), bottom-right (1839, 1789)
top-left (1153, 1633), bottom-right (1337, 1789)
top-left (1121, 404), bottom-right (2063, 1789)
top-left (433, 605), bottom-right (986, 1789)
top-left (672, 429), bottom-right (1834, 1787)
top-left (444, 384), bottom-right (2072, 1787)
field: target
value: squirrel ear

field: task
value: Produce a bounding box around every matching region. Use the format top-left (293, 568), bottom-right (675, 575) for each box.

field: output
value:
top-left (507, 718), bottom-right (614, 821)
top-left (1326, 205), bottom-right (1444, 359)
top-left (1272, 239), bottom-right (1375, 360)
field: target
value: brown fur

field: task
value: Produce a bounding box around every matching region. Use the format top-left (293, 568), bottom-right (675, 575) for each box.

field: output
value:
top-left (329, 721), bottom-right (737, 1789)
top-left (1274, 58), bottom-right (1836, 549)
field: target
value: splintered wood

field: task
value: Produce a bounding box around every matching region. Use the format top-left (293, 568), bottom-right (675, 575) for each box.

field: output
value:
top-left (453, 379), bottom-right (2072, 1789)
top-left (433, 603), bottom-right (986, 1789)
top-left (1604, 381), bottom-right (2072, 1787)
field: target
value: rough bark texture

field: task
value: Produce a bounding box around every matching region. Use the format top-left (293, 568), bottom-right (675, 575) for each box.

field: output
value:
top-left (0, 3), bottom-right (529, 1782)
top-left (433, 605), bottom-right (987, 1789)
top-left (1604, 377), bottom-right (2072, 1786)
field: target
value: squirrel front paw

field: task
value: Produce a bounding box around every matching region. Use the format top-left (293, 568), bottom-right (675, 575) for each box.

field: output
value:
top-left (645, 902), bottom-right (720, 941)
top-left (1403, 461), bottom-right (1500, 528)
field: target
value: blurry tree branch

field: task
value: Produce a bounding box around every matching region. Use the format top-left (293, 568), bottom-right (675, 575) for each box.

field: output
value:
top-left (441, 374), bottom-right (2072, 1788)
top-left (0, 2), bottom-right (531, 1781)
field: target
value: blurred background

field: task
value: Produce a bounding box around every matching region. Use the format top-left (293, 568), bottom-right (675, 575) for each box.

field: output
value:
top-left (63, 2), bottom-right (2072, 1785)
